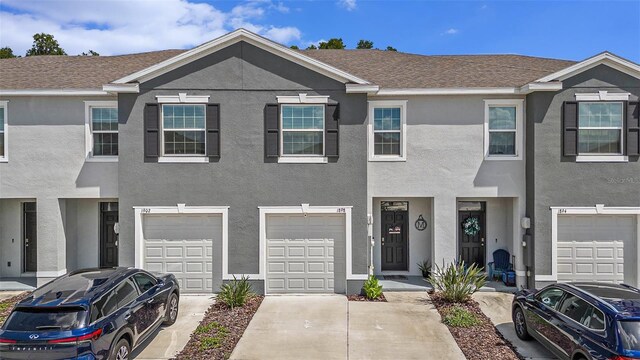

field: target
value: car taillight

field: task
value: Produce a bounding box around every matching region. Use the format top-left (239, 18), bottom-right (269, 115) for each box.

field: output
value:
top-left (610, 356), bottom-right (638, 360)
top-left (0, 338), bottom-right (17, 344)
top-left (48, 328), bottom-right (102, 344)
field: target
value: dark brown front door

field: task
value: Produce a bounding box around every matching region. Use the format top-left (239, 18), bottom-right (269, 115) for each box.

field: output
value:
top-left (458, 202), bottom-right (486, 268)
top-left (23, 202), bottom-right (37, 273)
top-left (100, 202), bottom-right (119, 267)
top-left (381, 201), bottom-right (408, 271)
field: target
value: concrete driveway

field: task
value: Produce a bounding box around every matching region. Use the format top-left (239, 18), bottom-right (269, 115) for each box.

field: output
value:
top-left (133, 295), bottom-right (214, 360)
top-left (231, 292), bottom-right (463, 360)
top-left (473, 292), bottom-right (557, 360)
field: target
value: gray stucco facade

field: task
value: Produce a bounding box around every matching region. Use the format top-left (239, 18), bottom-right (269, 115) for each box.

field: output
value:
top-left (0, 96), bottom-right (118, 284)
top-left (117, 42), bottom-right (369, 294)
top-left (526, 65), bottom-right (640, 286)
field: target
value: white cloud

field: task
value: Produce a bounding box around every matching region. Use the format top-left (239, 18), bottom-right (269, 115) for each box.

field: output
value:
top-left (0, 0), bottom-right (302, 55)
top-left (338, 0), bottom-right (357, 11)
top-left (443, 28), bottom-right (459, 35)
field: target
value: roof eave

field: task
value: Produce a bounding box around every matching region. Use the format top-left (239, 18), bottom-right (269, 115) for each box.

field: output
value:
top-left (535, 51), bottom-right (640, 83)
top-left (111, 29), bottom-right (371, 86)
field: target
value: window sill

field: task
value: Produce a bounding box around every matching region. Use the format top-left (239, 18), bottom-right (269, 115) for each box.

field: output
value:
top-left (277, 156), bottom-right (328, 164)
top-left (158, 156), bottom-right (209, 163)
top-left (0, 158), bottom-right (7, 163)
top-left (575, 155), bottom-right (628, 163)
top-left (484, 155), bottom-right (522, 161)
top-left (369, 156), bottom-right (406, 162)
top-left (86, 156), bottom-right (118, 163)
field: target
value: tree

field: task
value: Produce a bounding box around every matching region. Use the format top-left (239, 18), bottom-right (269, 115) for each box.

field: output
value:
top-left (356, 40), bottom-right (374, 49)
top-left (385, 46), bottom-right (397, 52)
top-left (306, 44), bottom-right (317, 50)
top-left (81, 50), bottom-right (100, 56)
top-left (26, 33), bottom-right (66, 56)
top-left (318, 38), bottom-right (345, 49)
top-left (0, 47), bottom-right (17, 59)
top-left (289, 45), bottom-right (299, 50)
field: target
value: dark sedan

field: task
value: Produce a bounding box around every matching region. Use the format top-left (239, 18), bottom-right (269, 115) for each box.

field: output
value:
top-left (512, 282), bottom-right (640, 360)
top-left (0, 267), bottom-right (180, 360)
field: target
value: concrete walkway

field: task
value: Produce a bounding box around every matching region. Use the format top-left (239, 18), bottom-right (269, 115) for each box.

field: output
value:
top-left (473, 292), bottom-right (556, 360)
top-left (0, 291), bottom-right (25, 301)
top-left (231, 292), bottom-right (463, 360)
top-left (133, 295), bottom-right (214, 360)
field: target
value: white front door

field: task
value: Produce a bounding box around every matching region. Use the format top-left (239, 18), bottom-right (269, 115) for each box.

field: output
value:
top-left (143, 214), bottom-right (220, 293)
top-left (265, 214), bottom-right (342, 293)
top-left (557, 214), bottom-right (637, 285)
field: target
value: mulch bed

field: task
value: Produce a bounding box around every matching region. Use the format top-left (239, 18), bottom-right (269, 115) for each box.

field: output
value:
top-left (431, 293), bottom-right (523, 360)
top-left (173, 295), bottom-right (263, 360)
top-left (347, 293), bottom-right (387, 302)
top-left (0, 292), bottom-right (31, 326)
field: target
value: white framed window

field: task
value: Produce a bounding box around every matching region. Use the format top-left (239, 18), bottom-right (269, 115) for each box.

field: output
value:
top-left (0, 101), bottom-right (7, 162)
top-left (484, 99), bottom-right (523, 160)
top-left (161, 104), bottom-right (206, 157)
top-left (577, 102), bottom-right (623, 156)
top-left (368, 100), bottom-right (407, 161)
top-left (85, 101), bottom-right (118, 162)
top-left (280, 104), bottom-right (325, 158)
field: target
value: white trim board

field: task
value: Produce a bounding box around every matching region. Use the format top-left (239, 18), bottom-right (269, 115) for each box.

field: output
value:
top-left (257, 205), bottom-right (365, 292)
top-left (133, 205), bottom-right (230, 282)
top-left (575, 91), bottom-right (631, 101)
top-left (536, 205), bottom-right (640, 282)
top-left (0, 100), bottom-right (8, 162)
top-left (0, 89), bottom-right (109, 96)
top-left (156, 93), bottom-right (210, 103)
top-left (536, 52), bottom-right (640, 82)
top-left (111, 29), bottom-right (370, 86)
top-left (276, 93), bottom-right (329, 104)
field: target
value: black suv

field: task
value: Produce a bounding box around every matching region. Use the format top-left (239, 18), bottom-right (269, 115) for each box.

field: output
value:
top-left (0, 267), bottom-right (180, 360)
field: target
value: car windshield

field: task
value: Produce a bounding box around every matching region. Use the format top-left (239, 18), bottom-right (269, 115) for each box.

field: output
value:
top-left (2, 307), bottom-right (87, 331)
top-left (619, 321), bottom-right (640, 351)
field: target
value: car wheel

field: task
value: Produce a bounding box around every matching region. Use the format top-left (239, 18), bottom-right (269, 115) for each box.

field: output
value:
top-left (164, 293), bottom-right (179, 325)
top-left (111, 338), bottom-right (130, 360)
top-left (513, 306), bottom-right (532, 340)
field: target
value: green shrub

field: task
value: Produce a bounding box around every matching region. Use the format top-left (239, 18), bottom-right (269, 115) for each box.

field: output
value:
top-left (442, 306), bottom-right (480, 328)
top-left (362, 275), bottom-right (383, 300)
top-left (417, 259), bottom-right (431, 278)
top-left (218, 275), bottom-right (254, 309)
top-left (428, 259), bottom-right (486, 303)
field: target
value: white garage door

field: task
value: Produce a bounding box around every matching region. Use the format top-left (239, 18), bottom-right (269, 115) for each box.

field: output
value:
top-left (143, 214), bottom-right (220, 293)
top-left (557, 214), bottom-right (637, 285)
top-left (266, 214), bottom-right (343, 294)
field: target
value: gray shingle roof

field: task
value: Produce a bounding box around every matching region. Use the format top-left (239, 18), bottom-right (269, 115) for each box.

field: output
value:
top-left (0, 47), bottom-right (575, 90)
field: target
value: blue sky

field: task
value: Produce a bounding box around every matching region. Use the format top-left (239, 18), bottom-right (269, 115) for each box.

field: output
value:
top-left (1, 0), bottom-right (639, 62)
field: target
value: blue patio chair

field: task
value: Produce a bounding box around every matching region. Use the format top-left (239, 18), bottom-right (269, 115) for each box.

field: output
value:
top-left (487, 249), bottom-right (512, 281)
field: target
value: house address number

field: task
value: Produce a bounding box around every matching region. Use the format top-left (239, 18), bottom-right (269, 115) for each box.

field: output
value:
top-left (337, 208), bottom-right (346, 213)
top-left (141, 208), bottom-right (151, 213)
top-left (558, 209), bottom-right (567, 214)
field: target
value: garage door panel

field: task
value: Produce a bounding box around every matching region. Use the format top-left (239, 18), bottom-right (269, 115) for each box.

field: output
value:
top-left (143, 214), bottom-right (219, 294)
top-left (557, 214), bottom-right (635, 285)
top-left (266, 214), bottom-right (342, 293)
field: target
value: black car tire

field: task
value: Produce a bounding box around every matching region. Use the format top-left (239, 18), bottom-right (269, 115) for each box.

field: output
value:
top-left (513, 306), bottom-right (532, 340)
top-left (111, 338), bottom-right (131, 360)
top-left (164, 293), bottom-right (179, 325)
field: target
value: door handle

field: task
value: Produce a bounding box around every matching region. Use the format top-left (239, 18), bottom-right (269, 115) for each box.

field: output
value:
top-left (381, 237), bottom-right (385, 245)
top-left (146, 299), bottom-right (154, 305)
top-left (124, 312), bottom-right (132, 321)
top-left (115, 240), bottom-right (118, 247)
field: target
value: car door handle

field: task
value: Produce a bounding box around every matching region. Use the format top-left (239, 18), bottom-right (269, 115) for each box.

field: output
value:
top-left (146, 299), bottom-right (154, 305)
top-left (124, 312), bottom-right (132, 321)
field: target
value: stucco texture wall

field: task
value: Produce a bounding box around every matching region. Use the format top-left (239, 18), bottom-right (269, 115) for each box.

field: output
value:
top-left (368, 95), bottom-right (527, 276)
top-left (527, 65), bottom-right (640, 276)
top-left (117, 42), bottom-right (368, 293)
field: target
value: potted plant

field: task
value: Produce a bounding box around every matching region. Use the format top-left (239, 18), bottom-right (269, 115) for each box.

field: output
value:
top-left (417, 259), bottom-right (431, 278)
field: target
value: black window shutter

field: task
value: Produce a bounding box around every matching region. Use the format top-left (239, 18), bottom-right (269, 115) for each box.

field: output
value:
top-left (144, 103), bottom-right (160, 162)
top-left (562, 101), bottom-right (578, 157)
top-left (325, 103), bottom-right (339, 158)
top-left (206, 104), bottom-right (220, 160)
top-left (265, 104), bottom-right (279, 158)
top-left (627, 101), bottom-right (640, 156)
